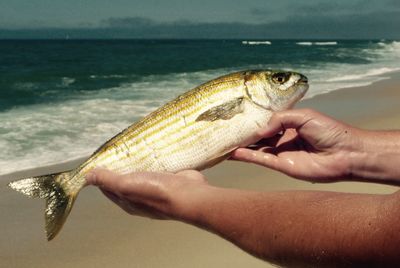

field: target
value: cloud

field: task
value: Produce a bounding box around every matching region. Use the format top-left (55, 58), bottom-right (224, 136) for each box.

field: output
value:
top-left (100, 17), bottom-right (157, 28)
top-left (99, 10), bottom-right (400, 39)
top-left (1, 9), bottom-right (400, 39)
top-left (387, 0), bottom-right (400, 8)
top-left (249, 7), bottom-right (274, 17)
top-left (268, 9), bottom-right (400, 38)
top-left (295, 2), bottom-right (353, 15)
top-left (250, 0), bottom-right (398, 20)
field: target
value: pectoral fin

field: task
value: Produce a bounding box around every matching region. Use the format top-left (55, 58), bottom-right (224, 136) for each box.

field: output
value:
top-left (195, 97), bottom-right (244, 122)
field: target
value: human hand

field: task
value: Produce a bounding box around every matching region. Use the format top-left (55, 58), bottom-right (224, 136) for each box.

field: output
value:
top-left (85, 169), bottom-right (209, 220)
top-left (85, 168), bottom-right (400, 267)
top-left (231, 109), bottom-right (361, 182)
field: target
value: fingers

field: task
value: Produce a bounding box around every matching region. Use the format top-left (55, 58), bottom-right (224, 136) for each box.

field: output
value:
top-left (100, 188), bottom-right (120, 204)
top-left (85, 168), bottom-right (126, 193)
top-left (250, 134), bottom-right (282, 148)
top-left (231, 148), bottom-right (283, 171)
top-left (257, 109), bottom-right (312, 138)
top-left (101, 188), bottom-right (167, 219)
top-left (87, 169), bottom-right (177, 202)
top-left (248, 129), bottom-right (298, 150)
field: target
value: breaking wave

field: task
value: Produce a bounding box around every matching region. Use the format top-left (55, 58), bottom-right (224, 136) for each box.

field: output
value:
top-left (242, 40), bottom-right (272, 45)
top-left (1, 40), bottom-right (400, 176)
top-left (297, 41), bottom-right (338, 46)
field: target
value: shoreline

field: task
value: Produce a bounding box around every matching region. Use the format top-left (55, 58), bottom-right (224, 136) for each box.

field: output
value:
top-left (299, 70), bottom-right (400, 122)
top-left (1, 70), bottom-right (399, 182)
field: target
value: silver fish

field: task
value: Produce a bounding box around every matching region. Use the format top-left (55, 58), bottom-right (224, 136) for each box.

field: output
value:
top-left (9, 70), bottom-right (308, 240)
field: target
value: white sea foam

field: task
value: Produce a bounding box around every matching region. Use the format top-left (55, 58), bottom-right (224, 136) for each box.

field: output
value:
top-left (89, 74), bottom-right (128, 79)
top-left (0, 98), bottom-right (158, 175)
top-left (310, 41), bottom-right (400, 96)
top-left (327, 67), bottom-right (400, 82)
top-left (0, 70), bottom-right (226, 175)
top-left (296, 42), bottom-right (313, 46)
top-left (1, 41), bottom-right (400, 176)
top-left (314, 42), bottom-right (337, 46)
top-left (297, 41), bottom-right (337, 46)
top-left (242, 40), bottom-right (271, 45)
top-left (60, 77), bottom-right (76, 87)
top-left (13, 82), bottom-right (38, 90)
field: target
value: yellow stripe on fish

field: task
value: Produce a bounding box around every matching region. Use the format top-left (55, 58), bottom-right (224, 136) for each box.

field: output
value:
top-left (8, 70), bottom-right (308, 240)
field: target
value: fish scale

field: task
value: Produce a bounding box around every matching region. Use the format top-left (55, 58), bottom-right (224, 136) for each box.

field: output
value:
top-left (9, 69), bottom-right (308, 240)
top-left (79, 74), bottom-right (246, 174)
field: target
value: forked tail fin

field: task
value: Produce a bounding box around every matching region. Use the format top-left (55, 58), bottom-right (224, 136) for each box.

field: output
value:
top-left (8, 171), bottom-right (77, 241)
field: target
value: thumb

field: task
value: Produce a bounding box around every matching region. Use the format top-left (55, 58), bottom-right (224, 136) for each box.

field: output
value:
top-left (85, 168), bottom-right (122, 192)
top-left (258, 109), bottom-right (315, 138)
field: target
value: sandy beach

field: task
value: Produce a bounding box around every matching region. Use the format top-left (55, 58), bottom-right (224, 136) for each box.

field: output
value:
top-left (1, 72), bottom-right (399, 268)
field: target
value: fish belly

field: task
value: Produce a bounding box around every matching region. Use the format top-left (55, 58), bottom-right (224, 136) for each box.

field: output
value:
top-left (88, 100), bottom-right (271, 174)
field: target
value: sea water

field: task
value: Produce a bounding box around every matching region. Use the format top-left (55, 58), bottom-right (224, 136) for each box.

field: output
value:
top-left (0, 39), bottom-right (399, 175)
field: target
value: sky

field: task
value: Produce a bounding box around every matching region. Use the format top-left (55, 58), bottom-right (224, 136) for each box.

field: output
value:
top-left (0, 0), bottom-right (399, 39)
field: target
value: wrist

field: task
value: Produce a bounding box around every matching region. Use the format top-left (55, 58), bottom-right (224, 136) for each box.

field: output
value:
top-left (347, 129), bottom-right (400, 184)
top-left (173, 184), bottom-right (249, 235)
top-left (170, 183), bottom-right (220, 223)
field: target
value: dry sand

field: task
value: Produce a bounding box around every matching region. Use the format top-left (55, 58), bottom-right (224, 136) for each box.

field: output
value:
top-left (1, 73), bottom-right (399, 268)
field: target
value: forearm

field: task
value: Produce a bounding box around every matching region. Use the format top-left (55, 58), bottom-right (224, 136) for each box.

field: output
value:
top-left (179, 186), bottom-right (400, 267)
top-left (348, 129), bottom-right (400, 184)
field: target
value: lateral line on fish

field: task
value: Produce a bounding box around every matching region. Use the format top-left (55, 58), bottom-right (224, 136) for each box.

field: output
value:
top-left (84, 90), bottom-right (244, 168)
top-left (80, 119), bottom-right (217, 173)
top-left (123, 88), bottom-right (234, 139)
top-left (84, 94), bottom-right (239, 170)
top-left (128, 88), bottom-right (243, 141)
top-left (161, 125), bottom-right (225, 159)
top-left (82, 114), bottom-right (235, 174)
top-left (80, 83), bottom-right (247, 174)
top-left (82, 105), bottom-right (200, 169)
top-left (107, 79), bottom-right (243, 146)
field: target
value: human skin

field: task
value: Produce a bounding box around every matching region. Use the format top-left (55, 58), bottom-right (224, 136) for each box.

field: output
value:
top-left (86, 169), bottom-right (400, 267)
top-left (232, 109), bottom-right (400, 185)
top-left (86, 109), bottom-right (400, 267)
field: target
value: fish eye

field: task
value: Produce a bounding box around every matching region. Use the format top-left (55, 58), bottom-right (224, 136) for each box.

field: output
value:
top-left (272, 72), bottom-right (290, 84)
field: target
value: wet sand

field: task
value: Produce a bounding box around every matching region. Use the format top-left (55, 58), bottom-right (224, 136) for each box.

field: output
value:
top-left (1, 73), bottom-right (399, 267)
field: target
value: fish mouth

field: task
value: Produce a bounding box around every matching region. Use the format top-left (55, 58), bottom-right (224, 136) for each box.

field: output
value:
top-left (294, 73), bottom-right (309, 97)
top-left (297, 74), bottom-right (308, 85)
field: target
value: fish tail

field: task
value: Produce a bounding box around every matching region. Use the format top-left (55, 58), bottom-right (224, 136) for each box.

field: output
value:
top-left (8, 171), bottom-right (77, 241)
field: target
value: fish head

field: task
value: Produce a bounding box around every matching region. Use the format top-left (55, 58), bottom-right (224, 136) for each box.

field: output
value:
top-left (244, 70), bottom-right (309, 111)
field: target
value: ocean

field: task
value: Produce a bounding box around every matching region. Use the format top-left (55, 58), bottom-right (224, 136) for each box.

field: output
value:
top-left (0, 39), bottom-right (399, 175)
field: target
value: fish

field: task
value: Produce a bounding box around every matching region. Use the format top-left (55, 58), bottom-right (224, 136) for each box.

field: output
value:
top-left (8, 70), bottom-right (308, 241)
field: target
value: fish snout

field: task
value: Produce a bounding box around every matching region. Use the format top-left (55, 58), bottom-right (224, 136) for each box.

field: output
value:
top-left (298, 74), bottom-right (308, 84)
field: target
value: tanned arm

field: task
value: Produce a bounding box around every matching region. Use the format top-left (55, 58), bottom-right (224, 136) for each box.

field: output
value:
top-left (87, 169), bottom-right (400, 268)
